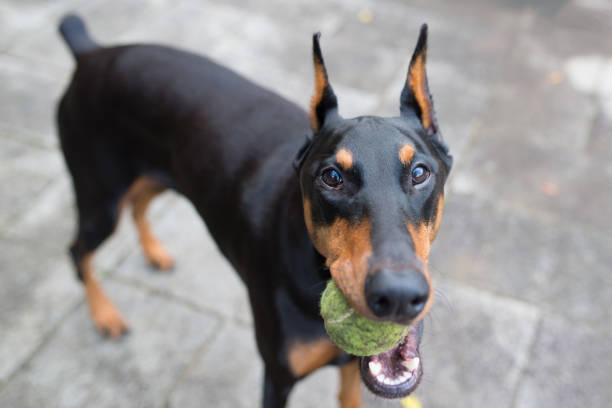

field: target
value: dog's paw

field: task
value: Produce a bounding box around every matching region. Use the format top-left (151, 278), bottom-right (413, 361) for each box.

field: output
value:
top-left (144, 242), bottom-right (174, 271)
top-left (91, 303), bottom-right (129, 338)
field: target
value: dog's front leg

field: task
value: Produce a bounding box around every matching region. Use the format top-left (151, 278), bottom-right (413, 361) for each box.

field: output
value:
top-left (339, 359), bottom-right (361, 408)
top-left (262, 365), bottom-right (296, 408)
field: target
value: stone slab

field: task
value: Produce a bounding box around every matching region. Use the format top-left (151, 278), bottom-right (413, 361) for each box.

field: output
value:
top-left (514, 316), bottom-right (612, 408)
top-left (0, 0), bottom-right (82, 53)
top-left (0, 138), bottom-right (64, 227)
top-left (430, 195), bottom-right (612, 327)
top-left (0, 280), bottom-right (219, 408)
top-left (5, 174), bottom-right (75, 252)
top-left (0, 54), bottom-right (67, 149)
top-left (416, 280), bottom-right (540, 408)
top-left (0, 240), bottom-right (80, 385)
top-left (167, 278), bottom-right (541, 407)
top-left (5, 0), bottom-right (181, 70)
top-left (115, 193), bottom-right (253, 325)
top-left (167, 319), bottom-right (400, 408)
top-left (166, 322), bottom-right (263, 408)
top-left (114, 0), bottom-right (381, 116)
top-left (5, 169), bottom-right (172, 272)
top-left (446, 7), bottom-right (612, 236)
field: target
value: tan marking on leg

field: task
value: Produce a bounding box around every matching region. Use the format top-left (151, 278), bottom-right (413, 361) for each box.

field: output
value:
top-left (129, 177), bottom-right (173, 270)
top-left (339, 360), bottom-right (362, 408)
top-left (336, 148), bottom-right (354, 171)
top-left (288, 338), bottom-right (339, 377)
top-left (303, 199), bottom-right (374, 319)
top-left (80, 254), bottom-right (128, 338)
top-left (398, 144), bottom-right (415, 166)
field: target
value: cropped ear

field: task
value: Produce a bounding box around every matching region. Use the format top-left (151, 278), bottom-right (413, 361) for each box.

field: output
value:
top-left (400, 24), bottom-right (439, 138)
top-left (310, 33), bottom-right (339, 132)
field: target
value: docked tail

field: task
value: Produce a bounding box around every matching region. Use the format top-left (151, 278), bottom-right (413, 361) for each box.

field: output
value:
top-left (59, 14), bottom-right (99, 58)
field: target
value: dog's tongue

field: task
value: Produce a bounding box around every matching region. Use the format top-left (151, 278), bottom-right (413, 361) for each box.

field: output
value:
top-left (359, 325), bottom-right (422, 398)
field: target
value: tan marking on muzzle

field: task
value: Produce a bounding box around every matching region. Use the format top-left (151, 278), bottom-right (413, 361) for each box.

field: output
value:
top-left (336, 148), bottom-right (353, 171)
top-left (405, 194), bottom-right (445, 323)
top-left (405, 222), bottom-right (431, 262)
top-left (405, 195), bottom-right (445, 261)
top-left (404, 222), bottom-right (434, 323)
top-left (398, 144), bottom-right (415, 166)
top-left (303, 199), bottom-right (374, 319)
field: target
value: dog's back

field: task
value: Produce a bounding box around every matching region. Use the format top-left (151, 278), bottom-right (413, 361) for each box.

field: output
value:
top-left (57, 15), bottom-right (314, 338)
top-left (58, 15), bottom-right (310, 184)
top-left (58, 15), bottom-right (311, 267)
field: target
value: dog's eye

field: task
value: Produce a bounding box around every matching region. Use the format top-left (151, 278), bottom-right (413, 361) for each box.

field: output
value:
top-left (411, 165), bottom-right (430, 185)
top-left (321, 168), bottom-right (343, 188)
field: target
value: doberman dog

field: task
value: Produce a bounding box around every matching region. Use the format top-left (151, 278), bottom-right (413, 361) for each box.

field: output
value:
top-left (57, 14), bottom-right (452, 407)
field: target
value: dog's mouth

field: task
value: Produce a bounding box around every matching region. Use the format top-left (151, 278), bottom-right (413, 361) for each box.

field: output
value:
top-left (359, 322), bottom-right (423, 399)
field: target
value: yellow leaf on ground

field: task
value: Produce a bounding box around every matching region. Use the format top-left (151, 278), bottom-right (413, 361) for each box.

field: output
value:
top-left (401, 395), bottom-right (422, 408)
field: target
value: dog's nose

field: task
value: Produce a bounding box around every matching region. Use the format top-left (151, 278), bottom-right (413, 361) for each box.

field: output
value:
top-left (365, 269), bottom-right (429, 322)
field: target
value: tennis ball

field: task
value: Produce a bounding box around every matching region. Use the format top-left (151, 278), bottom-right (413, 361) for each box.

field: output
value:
top-left (320, 280), bottom-right (410, 356)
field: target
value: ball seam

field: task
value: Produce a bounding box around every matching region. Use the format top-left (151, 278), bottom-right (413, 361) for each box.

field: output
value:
top-left (326, 308), bottom-right (355, 324)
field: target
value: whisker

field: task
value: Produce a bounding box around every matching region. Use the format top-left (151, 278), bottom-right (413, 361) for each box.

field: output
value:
top-left (433, 287), bottom-right (453, 312)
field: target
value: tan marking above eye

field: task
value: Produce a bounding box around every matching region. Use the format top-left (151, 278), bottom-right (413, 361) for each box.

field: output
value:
top-left (398, 144), bottom-right (415, 166)
top-left (335, 148), bottom-right (353, 171)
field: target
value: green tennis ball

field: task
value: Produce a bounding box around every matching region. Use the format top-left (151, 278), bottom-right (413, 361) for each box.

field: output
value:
top-left (320, 280), bottom-right (411, 356)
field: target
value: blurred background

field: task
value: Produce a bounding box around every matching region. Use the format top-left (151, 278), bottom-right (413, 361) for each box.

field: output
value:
top-left (1, 0), bottom-right (611, 407)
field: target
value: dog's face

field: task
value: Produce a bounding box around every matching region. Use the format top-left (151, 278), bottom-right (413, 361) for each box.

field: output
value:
top-left (297, 26), bottom-right (452, 398)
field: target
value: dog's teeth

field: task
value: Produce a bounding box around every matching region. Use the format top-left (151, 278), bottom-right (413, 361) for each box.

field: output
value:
top-left (369, 361), bottom-right (382, 376)
top-left (377, 374), bottom-right (385, 383)
top-left (399, 371), bottom-right (412, 382)
top-left (402, 357), bottom-right (420, 371)
top-left (383, 377), bottom-right (394, 385)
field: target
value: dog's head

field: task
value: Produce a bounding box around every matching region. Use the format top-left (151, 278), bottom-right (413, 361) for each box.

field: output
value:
top-left (296, 25), bottom-right (452, 398)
